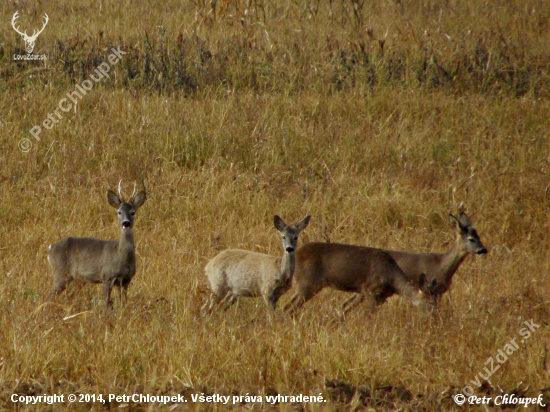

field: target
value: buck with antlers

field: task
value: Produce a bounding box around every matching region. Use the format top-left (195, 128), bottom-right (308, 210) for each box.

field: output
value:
top-left (11, 11), bottom-right (49, 54)
top-left (48, 182), bottom-right (146, 307)
top-left (383, 212), bottom-right (487, 304)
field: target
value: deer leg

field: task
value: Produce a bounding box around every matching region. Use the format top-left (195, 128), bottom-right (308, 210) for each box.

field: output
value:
top-left (201, 283), bottom-right (230, 315)
top-left (283, 293), bottom-right (301, 313)
top-left (434, 293), bottom-right (442, 307)
top-left (103, 281), bottom-right (114, 307)
top-left (51, 278), bottom-right (69, 300)
top-left (119, 286), bottom-right (126, 306)
top-left (122, 286), bottom-right (129, 305)
top-left (120, 279), bottom-right (131, 306)
top-left (283, 280), bottom-right (302, 313)
top-left (50, 256), bottom-right (70, 300)
top-left (201, 294), bottom-right (215, 315)
top-left (342, 293), bottom-right (365, 316)
top-left (342, 293), bottom-right (360, 310)
top-left (221, 294), bottom-right (238, 311)
top-left (266, 285), bottom-right (288, 310)
top-left (113, 281), bottom-right (122, 306)
top-left (283, 287), bottom-right (316, 313)
top-left (201, 292), bottom-right (221, 315)
top-left (265, 293), bottom-right (277, 311)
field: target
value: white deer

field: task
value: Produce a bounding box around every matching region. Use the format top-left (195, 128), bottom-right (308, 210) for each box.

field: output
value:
top-left (11, 11), bottom-right (49, 54)
top-left (203, 215), bottom-right (311, 314)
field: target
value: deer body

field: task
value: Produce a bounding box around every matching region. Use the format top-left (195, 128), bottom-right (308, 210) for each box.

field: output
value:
top-left (49, 186), bottom-right (146, 306)
top-left (284, 242), bottom-right (433, 315)
top-left (205, 249), bottom-right (290, 308)
top-left (203, 215), bottom-right (310, 313)
top-left (384, 212), bottom-right (487, 300)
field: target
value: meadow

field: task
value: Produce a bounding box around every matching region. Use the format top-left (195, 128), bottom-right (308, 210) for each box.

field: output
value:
top-left (1, 0), bottom-right (550, 410)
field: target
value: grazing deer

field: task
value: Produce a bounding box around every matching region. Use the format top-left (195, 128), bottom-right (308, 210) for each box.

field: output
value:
top-left (48, 183), bottom-right (146, 306)
top-left (384, 212), bottom-right (487, 304)
top-left (284, 242), bottom-right (435, 315)
top-left (203, 215), bottom-right (311, 314)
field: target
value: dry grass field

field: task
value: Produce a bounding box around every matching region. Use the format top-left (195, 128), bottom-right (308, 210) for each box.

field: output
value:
top-left (1, 0), bottom-right (550, 410)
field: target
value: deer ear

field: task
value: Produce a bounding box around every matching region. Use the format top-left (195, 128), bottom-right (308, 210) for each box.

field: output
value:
top-left (274, 215), bottom-right (286, 232)
top-left (295, 215), bottom-right (311, 232)
top-left (107, 190), bottom-right (122, 208)
top-left (459, 212), bottom-right (472, 228)
top-left (132, 191), bottom-right (147, 209)
top-left (449, 213), bottom-right (467, 232)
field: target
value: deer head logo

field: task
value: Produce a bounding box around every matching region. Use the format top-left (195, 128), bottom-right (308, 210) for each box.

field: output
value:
top-left (11, 11), bottom-right (49, 54)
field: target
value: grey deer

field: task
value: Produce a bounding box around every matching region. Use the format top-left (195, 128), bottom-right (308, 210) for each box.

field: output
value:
top-left (386, 212), bottom-right (487, 303)
top-left (48, 183), bottom-right (146, 306)
top-left (203, 215), bottom-right (311, 313)
top-left (384, 212), bottom-right (487, 304)
top-left (284, 242), bottom-right (435, 315)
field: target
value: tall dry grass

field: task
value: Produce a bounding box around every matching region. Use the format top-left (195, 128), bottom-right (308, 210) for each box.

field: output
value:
top-left (1, 0), bottom-right (550, 410)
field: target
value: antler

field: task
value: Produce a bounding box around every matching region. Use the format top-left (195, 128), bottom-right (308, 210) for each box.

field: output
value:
top-left (130, 182), bottom-right (137, 201)
top-left (29, 13), bottom-right (49, 41)
top-left (117, 179), bottom-right (125, 201)
top-left (11, 12), bottom-right (28, 38)
top-left (11, 12), bottom-right (48, 41)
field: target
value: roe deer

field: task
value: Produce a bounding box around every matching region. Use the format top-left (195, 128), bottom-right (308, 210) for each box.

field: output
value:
top-left (384, 212), bottom-right (487, 304)
top-left (284, 242), bottom-right (435, 315)
top-left (203, 215), bottom-right (311, 313)
top-left (48, 183), bottom-right (146, 306)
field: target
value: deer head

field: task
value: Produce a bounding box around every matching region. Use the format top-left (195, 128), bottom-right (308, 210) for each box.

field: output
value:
top-left (12, 11), bottom-right (49, 54)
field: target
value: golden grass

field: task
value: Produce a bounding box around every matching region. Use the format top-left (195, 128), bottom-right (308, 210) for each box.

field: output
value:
top-left (1, 0), bottom-right (550, 410)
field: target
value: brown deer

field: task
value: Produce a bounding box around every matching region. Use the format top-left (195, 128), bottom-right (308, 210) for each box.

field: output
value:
top-left (384, 212), bottom-right (487, 304)
top-left (284, 242), bottom-right (435, 315)
top-left (203, 215), bottom-right (311, 313)
top-left (48, 183), bottom-right (146, 306)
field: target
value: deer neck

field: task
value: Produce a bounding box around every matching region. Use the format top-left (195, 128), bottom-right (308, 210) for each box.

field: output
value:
top-left (280, 251), bottom-right (295, 278)
top-left (118, 228), bottom-right (135, 259)
top-left (439, 240), bottom-right (468, 283)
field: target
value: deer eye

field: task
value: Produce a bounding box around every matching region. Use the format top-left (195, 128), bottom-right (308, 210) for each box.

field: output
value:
top-left (282, 235), bottom-right (286, 240)
top-left (469, 238), bottom-right (476, 242)
top-left (131, 211), bottom-right (135, 216)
